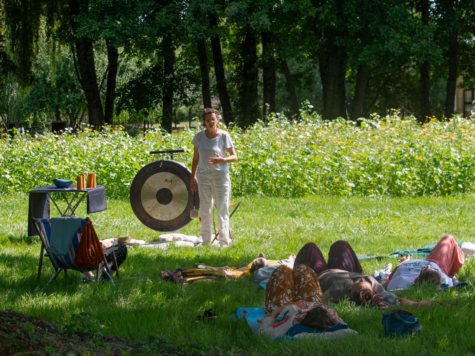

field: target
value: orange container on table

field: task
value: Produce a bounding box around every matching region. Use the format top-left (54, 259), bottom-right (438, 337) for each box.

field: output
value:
top-left (87, 173), bottom-right (96, 188)
top-left (77, 174), bottom-right (86, 190)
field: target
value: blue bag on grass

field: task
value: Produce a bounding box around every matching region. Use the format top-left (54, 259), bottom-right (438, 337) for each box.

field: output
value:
top-left (382, 309), bottom-right (422, 338)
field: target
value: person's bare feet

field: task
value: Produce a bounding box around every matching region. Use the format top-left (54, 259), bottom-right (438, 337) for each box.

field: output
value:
top-left (288, 253), bottom-right (296, 261)
top-left (400, 254), bottom-right (410, 263)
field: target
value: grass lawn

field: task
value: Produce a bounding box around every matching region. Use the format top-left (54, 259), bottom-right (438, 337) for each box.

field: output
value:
top-left (1, 193), bottom-right (475, 355)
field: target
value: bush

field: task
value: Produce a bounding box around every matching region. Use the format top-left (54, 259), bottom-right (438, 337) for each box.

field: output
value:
top-left (1, 113), bottom-right (475, 198)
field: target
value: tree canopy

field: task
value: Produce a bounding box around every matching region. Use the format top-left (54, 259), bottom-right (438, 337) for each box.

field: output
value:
top-left (1, 0), bottom-right (475, 131)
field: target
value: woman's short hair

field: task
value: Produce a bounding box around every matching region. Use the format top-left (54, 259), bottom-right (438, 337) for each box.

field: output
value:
top-left (349, 278), bottom-right (373, 305)
top-left (201, 108), bottom-right (221, 123)
top-left (299, 306), bottom-right (337, 331)
top-left (415, 268), bottom-right (442, 287)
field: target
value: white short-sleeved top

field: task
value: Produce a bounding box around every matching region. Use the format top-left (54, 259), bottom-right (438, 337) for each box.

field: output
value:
top-left (192, 130), bottom-right (234, 174)
top-left (387, 259), bottom-right (452, 290)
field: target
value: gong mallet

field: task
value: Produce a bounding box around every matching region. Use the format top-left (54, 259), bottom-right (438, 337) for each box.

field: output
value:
top-left (190, 192), bottom-right (199, 219)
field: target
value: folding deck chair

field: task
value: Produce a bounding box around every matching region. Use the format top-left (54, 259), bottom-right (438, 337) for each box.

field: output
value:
top-left (211, 201), bottom-right (241, 244)
top-left (33, 218), bottom-right (121, 285)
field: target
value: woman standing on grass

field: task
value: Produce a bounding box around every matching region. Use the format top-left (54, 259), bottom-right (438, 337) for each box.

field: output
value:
top-left (190, 108), bottom-right (237, 247)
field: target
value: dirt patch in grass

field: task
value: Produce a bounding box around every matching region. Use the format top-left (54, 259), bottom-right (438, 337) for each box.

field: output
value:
top-left (0, 310), bottom-right (175, 356)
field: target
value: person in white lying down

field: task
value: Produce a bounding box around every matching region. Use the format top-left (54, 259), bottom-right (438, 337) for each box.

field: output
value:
top-left (384, 235), bottom-right (464, 290)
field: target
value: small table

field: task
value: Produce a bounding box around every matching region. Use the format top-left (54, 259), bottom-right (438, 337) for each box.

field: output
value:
top-left (28, 185), bottom-right (107, 236)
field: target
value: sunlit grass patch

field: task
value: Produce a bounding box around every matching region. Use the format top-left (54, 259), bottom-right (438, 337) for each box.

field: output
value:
top-left (1, 194), bottom-right (475, 355)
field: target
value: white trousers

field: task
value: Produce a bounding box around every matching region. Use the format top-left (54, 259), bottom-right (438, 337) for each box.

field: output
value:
top-left (197, 170), bottom-right (231, 246)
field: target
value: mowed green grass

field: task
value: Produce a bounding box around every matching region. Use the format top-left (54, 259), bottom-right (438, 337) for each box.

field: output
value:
top-left (1, 193), bottom-right (475, 355)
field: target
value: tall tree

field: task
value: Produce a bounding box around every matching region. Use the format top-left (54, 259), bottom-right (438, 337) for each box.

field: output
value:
top-left (280, 58), bottom-right (299, 119)
top-left (419, 0), bottom-right (432, 123)
top-left (236, 27), bottom-right (260, 126)
top-left (350, 64), bottom-right (371, 121)
top-left (262, 31), bottom-right (276, 117)
top-left (208, 9), bottom-right (234, 125)
top-left (162, 35), bottom-right (175, 133)
top-left (197, 39), bottom-right (212, 108)
top-left (69, 0), bottom-right (104, 127)
top-left (105, 42), bottom-right (119, 125)
top-left (435, 0), bottom-right (474, 119)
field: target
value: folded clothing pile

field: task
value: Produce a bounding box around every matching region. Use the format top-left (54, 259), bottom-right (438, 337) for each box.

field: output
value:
top-left (159, 234), bottom-right (203, 244)
top-left (101, 238), bottom-right (146, 247)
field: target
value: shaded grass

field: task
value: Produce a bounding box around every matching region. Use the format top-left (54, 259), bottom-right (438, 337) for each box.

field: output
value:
top-left (1, 193), bottom-right (475, 355)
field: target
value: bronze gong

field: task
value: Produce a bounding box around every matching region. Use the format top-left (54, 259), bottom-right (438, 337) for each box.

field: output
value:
top-left (130, 160), bottom-right (199, 232)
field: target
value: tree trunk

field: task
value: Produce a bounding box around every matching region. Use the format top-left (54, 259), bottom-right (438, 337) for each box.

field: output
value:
top-left (350, 64), bottom-right (371, 121)
top-left (208, 10), bottom-right (233, 125)
top-left (67, 108), bottom-right (80, 129)
top-left (337, 54), bottom-right (347, 119)
top-left (162, 34), bottom-right (174, 134)
top-left (444, 37), bottom-right (458, 120)
top-left (69, 0), bottom-right (104, 128)
top-left (419, 0), bottom-right (431, 124)
top-left (237, 27), bottom-right (260, 126)
top-left (280, 58), bottom-right (299, 119)
top-left (262, 31), bottom-right (276, 118)
top-left (105, 42), bottom-right (119, 125)
top-left (420, 61), bottom-right (432, 123)
top-left (197, 39), bottom-right (212, 108)
top-left (319, 46), bottom-right (347, 121)
top-left (55, 106), bottom-right (62, 121)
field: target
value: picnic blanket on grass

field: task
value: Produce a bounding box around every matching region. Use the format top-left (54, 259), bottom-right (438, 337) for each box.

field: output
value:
top-left (232, 307), bottom-right (357, 341)
top-left (390, 243), bottom-right (464, 258)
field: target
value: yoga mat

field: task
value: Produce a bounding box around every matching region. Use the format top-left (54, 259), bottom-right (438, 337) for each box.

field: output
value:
top-left (235, 308), bottom-right (265, 333)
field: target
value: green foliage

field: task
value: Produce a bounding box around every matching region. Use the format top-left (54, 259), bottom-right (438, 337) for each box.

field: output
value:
top-left (23, 52), bottom-right (86, 127)
top-left (0, 50), bottom-right (86, 128)
top-left (115, 58), bottom-right (200, 117)
top-left (0, 73), bottom-right (30, 125)
top-left (1, 112), bottom-right (475, 198)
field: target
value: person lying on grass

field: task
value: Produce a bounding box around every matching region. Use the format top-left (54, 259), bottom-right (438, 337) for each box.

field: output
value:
top-left (294, 240), bottom-right (455, 308)
top-left (293, 240), bottom-right (385, 304)
top-left (383, 235), bottom-right (464, 291)
top-left (258, 264), bottom-right (350, 340)
top-left (221, 253), bottom-right (296, 279)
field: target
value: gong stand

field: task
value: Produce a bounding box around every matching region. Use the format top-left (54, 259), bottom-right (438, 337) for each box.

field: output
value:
top-left (130, 149), bottom-right (199, 232)
top-left (150, 149), bottom-right (185, 161)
